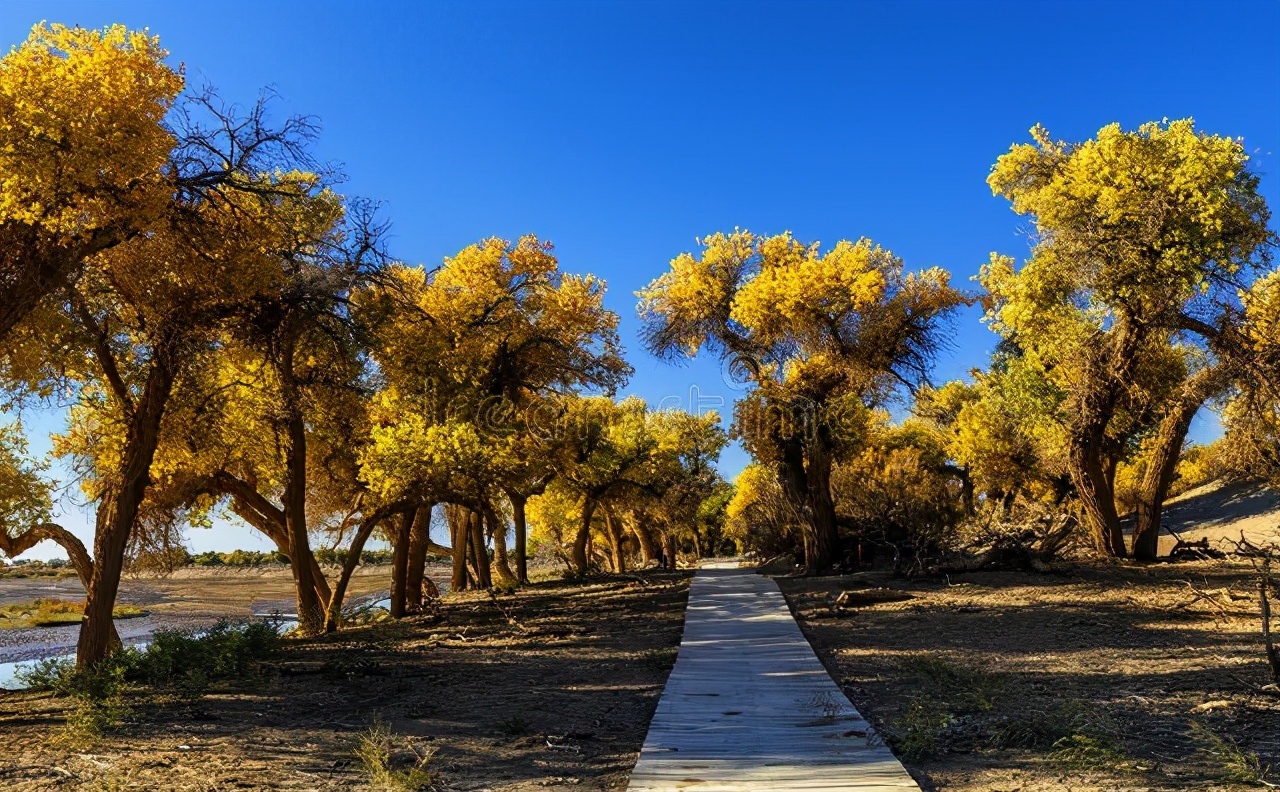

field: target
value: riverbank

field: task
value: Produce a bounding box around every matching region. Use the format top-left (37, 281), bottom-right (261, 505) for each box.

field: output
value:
top-left (0, 569), bottom-right (691, 790)
top-left (0, 564), bottom-right (411, 665)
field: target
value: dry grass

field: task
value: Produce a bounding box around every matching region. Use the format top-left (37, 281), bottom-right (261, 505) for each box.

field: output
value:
top-left (0, 598), bottom-right (147, 630)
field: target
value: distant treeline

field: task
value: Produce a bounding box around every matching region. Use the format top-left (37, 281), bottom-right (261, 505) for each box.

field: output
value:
top-left (0, 549), bottom-right (424, 576)
top-left (0, 558), bottom-right (75, 578)
top-left (185, 548), bottom-right (426, 568)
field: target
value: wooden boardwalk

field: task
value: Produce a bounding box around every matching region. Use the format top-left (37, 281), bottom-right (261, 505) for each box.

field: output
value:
top-left (628, 563), bottom-right (919, 791)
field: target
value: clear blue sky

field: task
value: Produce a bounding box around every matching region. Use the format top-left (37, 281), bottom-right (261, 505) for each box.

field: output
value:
top-left (3, 1), bottom-right (1278, 557)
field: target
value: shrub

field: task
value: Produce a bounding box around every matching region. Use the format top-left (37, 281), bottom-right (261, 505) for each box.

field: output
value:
top-left (136, 620), bottom-right (279, 698)
top-left (18, 619), bottom-right (279, 741)
top-left (357, 719), bottom-right (433, 791)
top-left (1191, 720), bottom-right (1271, 785)
top-left (191, 550), bottom-right (225, 566)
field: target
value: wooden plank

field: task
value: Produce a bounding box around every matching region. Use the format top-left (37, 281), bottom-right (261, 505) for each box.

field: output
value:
top-left (627, 563), bottom-right (919, 791)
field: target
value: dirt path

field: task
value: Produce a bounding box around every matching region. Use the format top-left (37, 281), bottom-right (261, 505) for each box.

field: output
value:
top-left (0, 570), bottom-right (692, 791)
top-left (778, 561), bottom-right (1280, 791)
top-left (629, 563), bottom-right (917, 791)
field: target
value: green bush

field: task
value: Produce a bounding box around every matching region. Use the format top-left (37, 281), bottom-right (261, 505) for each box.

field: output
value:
top-left (181, 547), bottom-right (403, 569)
top-left (19, 619), bottom-right (279, 711)
top-left (137, 620), bottom-right (279, 697)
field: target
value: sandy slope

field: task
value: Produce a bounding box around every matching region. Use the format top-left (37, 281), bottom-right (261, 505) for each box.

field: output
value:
top-left (1155, 479), bottom-right (1279, 553)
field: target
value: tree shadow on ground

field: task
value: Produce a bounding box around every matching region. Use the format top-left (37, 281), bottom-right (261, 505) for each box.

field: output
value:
top-left (780, 563), bottom-right (1278, 792)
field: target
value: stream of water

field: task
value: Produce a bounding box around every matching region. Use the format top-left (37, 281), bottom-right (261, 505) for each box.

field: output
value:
top-left (0, 595), bottom-right (392, 689)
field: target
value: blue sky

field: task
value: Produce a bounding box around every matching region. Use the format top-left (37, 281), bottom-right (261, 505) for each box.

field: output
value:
top-left (3, 1), bottom-right (1278, 557)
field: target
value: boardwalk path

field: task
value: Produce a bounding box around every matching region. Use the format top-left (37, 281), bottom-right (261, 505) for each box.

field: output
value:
top-left (628, 563), bottom-right (919, 791)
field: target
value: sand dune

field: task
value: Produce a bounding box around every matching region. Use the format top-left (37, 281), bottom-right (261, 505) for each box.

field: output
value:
top-left (1155, 479), bottom-right (1280, 553)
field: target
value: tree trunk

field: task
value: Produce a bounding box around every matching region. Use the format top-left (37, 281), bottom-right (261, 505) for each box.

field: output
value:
top-left (960, 469), bottom-right (976, 517)
top-left (777, 430), bottom-right (842, 572)
top-left (633, 518), bottom-right (657, 567)
top-left (487, 506), bottom-right (516, 585)
top-left (572, 497), bottom-right (598, 575)
top-left (324, 504), bottom-right (400, 632)
top-left (1067, 319), bottom-right (1143, 559)
top-left (77, 360), bottom-right (173, 668)
top-left (469, 510), bottom-right (491, 589)
top-left (406, 505), bottom-right (432, 611)
top-left (1133, 366), bottom-right (1225, 561)
top-left (603, 507), bottom-right (626, 573)
top-left (1070, 435), bottom-right (1126, 557)
top-left (282, 409), bottom-right (325, 634)
top-left (511, 494), bottom-right (529, 584)
top-left (390, 508), bottom-right (415, 618)
top-left (804, 435), bottom-right (841, 572)
top-left (663, 532), bottom-right (677, 570)
top-left (220, 475), bottom-right (330, 609)
top-left (308, 554), bottom-right (332, 604)
top-left (448, 505), bottom-right (471, 592)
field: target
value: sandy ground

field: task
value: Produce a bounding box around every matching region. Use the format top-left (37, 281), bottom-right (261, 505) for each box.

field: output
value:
top-left (0, 570), bottom-right (692, 791)
top-left (1156, 480), bottom-right (1280, 553)
top-left (0, 565), bottom-right (413, 664)
top-left (779, 559), bottom-right (1280, 791)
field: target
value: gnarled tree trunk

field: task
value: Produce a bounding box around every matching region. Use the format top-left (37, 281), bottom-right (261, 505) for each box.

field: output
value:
top-left (603, 507), bottom-right (626, 573)
top-left (1071, 436), bottom-right (1126, 557)
top-left (510, 493), bottom-right (529, 584)
top-left (405, 504), bottom-right (433, 611)
top-left (389, 508), bottom-right (415, 618)
top-left (572, 497), bottom-right (598, 575)
top-left (447, 504), bottom-right (472, 592)
top-left (632, 517), bottom-right (657, 567)
top-left (487, 505), bottom-right (516, 585)
top-left (77, 359), bottom-right (174, 668)
top-left (1068, 319), bottom-right (1144, 559)
top-left (804, 433), bottom-right (840, 572)
top-left (1132, 365), bottom-right (1228, 560)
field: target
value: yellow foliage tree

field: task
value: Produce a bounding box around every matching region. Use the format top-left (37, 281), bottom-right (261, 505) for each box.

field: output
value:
top-left (640, 230), bottom-right (964, 571)
top-left (984, 119), bottom-right (1273, 559)
top-left (0, 23), bottom-right (183, 340)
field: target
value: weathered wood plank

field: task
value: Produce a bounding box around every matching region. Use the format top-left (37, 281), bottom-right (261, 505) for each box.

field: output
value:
top-left (627, 563), bottom-right (919, 791)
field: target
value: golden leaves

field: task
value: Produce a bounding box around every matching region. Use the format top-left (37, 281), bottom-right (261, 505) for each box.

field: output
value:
top-left (0, 23), bottom-right (183, 236)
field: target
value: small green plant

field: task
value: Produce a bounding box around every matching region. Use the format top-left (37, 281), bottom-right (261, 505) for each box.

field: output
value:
top-left (987, 712), bottom-right (1064, 750)
top-left (889, 700), bottom-right (952, 760)
top-left (1043, 703), bottom-right (1126, 769)
top-left (356, 719), bottom-right (433, 791)
top-left (896, 653), bottom-right (1002, 712)
top-left (23, 653), bottom-right (139, 747)
top-left (1191, 720), bottom-right (1271, 785)
top-left (885, 653), bottom-right (1005, 759)
top-left (17, 620), bottom-right (279, 743)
